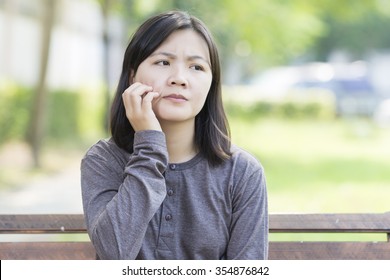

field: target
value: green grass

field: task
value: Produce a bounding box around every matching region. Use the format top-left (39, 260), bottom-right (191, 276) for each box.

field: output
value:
top-left (229, 116), bottom-right (390, 214)
top-left (229, 115), bottom-right (390, 241)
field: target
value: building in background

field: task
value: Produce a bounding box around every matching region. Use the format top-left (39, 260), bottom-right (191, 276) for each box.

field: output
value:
top-left (0, 0), bottom-right (124, 91)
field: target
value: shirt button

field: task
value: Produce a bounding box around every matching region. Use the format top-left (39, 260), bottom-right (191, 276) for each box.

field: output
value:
top-left (165, 214), bottom-right (172, 221)
top-left (167, 189), bottom-right (174, 196)
top-left (170, 164), bottom-right (176, 170)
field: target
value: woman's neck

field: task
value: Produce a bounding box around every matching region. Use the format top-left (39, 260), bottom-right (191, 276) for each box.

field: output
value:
top-left (160, 120), bottom-right (197, 163)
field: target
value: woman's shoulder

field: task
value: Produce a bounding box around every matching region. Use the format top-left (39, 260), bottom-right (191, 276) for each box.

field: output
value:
top-left (212, 145), bottom-right (266, 192)
top-left (228, 144), bottom-right (265, 173)
top-left (83, 138), bottom-right (129, 163)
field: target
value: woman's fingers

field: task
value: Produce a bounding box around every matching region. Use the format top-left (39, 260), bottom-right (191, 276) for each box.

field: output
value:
top-left (141, 91), bottom-right (160, 110)
top-left (122, 83), bottom-right (161, 131)
top-left (123, 83), bottom-right (151, 113)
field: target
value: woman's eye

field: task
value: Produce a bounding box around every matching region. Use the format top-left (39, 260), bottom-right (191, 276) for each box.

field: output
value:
top-left (156, 60), bottom-right (170, 66)
top-left (191, 65), bottom-right (204, 71)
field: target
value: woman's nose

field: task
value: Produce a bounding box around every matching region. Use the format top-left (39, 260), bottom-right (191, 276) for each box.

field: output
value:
top-left (168, 67), bottom-right (188, 87)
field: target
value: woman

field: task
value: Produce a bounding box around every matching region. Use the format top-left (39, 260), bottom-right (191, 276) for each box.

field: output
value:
top-left (81, 10), bottom-right (268, 260)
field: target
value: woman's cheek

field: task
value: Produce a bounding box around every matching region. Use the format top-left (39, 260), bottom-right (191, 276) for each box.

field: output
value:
top-left (143, 80), bottom-right (162, 93)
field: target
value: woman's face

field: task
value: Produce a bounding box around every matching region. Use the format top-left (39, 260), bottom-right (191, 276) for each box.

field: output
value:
top-left (133, 29), bottom-right (212, 124)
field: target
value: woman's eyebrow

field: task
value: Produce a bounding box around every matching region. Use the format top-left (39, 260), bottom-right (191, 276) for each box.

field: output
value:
top-left (150, 51), bottom-right (176, 59)
top-left (150, 51), bottom-right (210, 66)
top-left (188, 55), bottom-right (211, 66)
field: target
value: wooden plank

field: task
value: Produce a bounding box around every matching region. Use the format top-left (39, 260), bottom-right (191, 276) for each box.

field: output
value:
top-left (269, 241), bottom-right (390, 260)
top-left (270, 212), bottom-right (390, 233)
top-left (0, 242), bottom-right (96, 260)
top-left (2, 241), bottom-right (390, 260)
top-left (2, 212), bottom-right (390, 234)
top-left (2, 213), bottom-right (390, 260)
top-left (0, 214), bottom-right (86, 233)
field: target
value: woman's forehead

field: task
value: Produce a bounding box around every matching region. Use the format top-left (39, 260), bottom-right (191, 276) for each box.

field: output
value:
top-left (152, 29), bottom-right (210, 61)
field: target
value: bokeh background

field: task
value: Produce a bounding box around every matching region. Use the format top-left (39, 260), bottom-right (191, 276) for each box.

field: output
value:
top-left (1, 0), bottom-right (390, 221)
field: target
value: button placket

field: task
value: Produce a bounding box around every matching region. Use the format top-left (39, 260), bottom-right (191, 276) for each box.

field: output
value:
top-left (157, 167), bottom-right (177, 249)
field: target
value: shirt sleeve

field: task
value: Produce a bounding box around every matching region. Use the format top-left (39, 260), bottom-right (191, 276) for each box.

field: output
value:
top-left (80, 130), bottom-right (168, 259)
top-left (227, 164), bottom-right (269, 260)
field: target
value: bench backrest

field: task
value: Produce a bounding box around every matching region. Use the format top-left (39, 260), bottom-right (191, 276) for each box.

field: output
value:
top-left (1, 213), bottom-right (390, 260)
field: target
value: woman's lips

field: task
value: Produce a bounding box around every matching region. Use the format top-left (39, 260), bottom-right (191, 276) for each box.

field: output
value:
top-left (163, 94), bottom-right (187, 102)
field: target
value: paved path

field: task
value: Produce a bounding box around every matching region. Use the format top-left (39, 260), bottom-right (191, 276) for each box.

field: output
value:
top-left (0, 163), bottom-right (83, 214)
top-left (0, 142), bottom-right (86, 241)
top-left (0, 162), bottom-right (84, 241)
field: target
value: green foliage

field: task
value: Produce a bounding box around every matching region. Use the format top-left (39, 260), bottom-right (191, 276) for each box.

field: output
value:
top-left (223, 85), bottom-right (336, 120)
top-left (45, 88), bottom-right (107, 145)
top-left (0, 83), bottom-right (33, 144)
top-left (46, 90), bottom-right (81, 141)
top-left (315, 0), bottom-right (379, 22)
top-left (99, 0), bottom-right (390, 77)
top-left (152, 0), bottom-right (325, 65)
top-left (76, 87), bottom-right (108, 142)
top-left (127, 0), bottom-right (388, 64)
top-left (218, 0), bottom-right (325, 62)
top-left (0, 84), bottom-right (106, 146)
top-left (314, 12), bottom-right (390, 60)
top-left (224, 99), bottom-right (334, 120)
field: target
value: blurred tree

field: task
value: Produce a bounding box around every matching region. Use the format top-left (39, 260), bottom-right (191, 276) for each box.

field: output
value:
top-left (93, 0), bottom-right (390, 113)
top-left (96, 0), bottom-right (144, 131)
top-left (27, 0), bottom-right (57, 168)
top-left (98, 0), bottom-right (115, 132)
top-left (97, 0), bottom-right (326, 83)
top-left (312, 4), bottom-right (390, 60)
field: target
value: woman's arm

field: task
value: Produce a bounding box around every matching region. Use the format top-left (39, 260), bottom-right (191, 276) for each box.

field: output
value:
top-left (81, 131), bottom-right (168, 259)
top-left (227, 166), bottom-right (269, 260)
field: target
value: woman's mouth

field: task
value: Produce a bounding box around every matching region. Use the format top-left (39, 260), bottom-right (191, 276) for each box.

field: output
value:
top-left (163, 94), bottom-right (187, 102)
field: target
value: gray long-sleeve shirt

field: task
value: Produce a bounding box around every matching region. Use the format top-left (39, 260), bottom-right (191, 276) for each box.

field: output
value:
top-left (81, 130), bottom-right (268, 260)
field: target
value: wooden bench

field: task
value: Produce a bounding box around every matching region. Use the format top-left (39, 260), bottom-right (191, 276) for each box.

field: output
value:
top-left (1, 212), bottom-right (390, 260)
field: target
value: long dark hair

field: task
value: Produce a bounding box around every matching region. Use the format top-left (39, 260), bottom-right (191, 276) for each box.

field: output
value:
top-left (110, 10), bottom-right (231, 165)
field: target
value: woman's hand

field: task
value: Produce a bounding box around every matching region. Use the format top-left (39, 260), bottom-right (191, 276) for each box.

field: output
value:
top-left (122, 82), bottom-right (162, 131)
